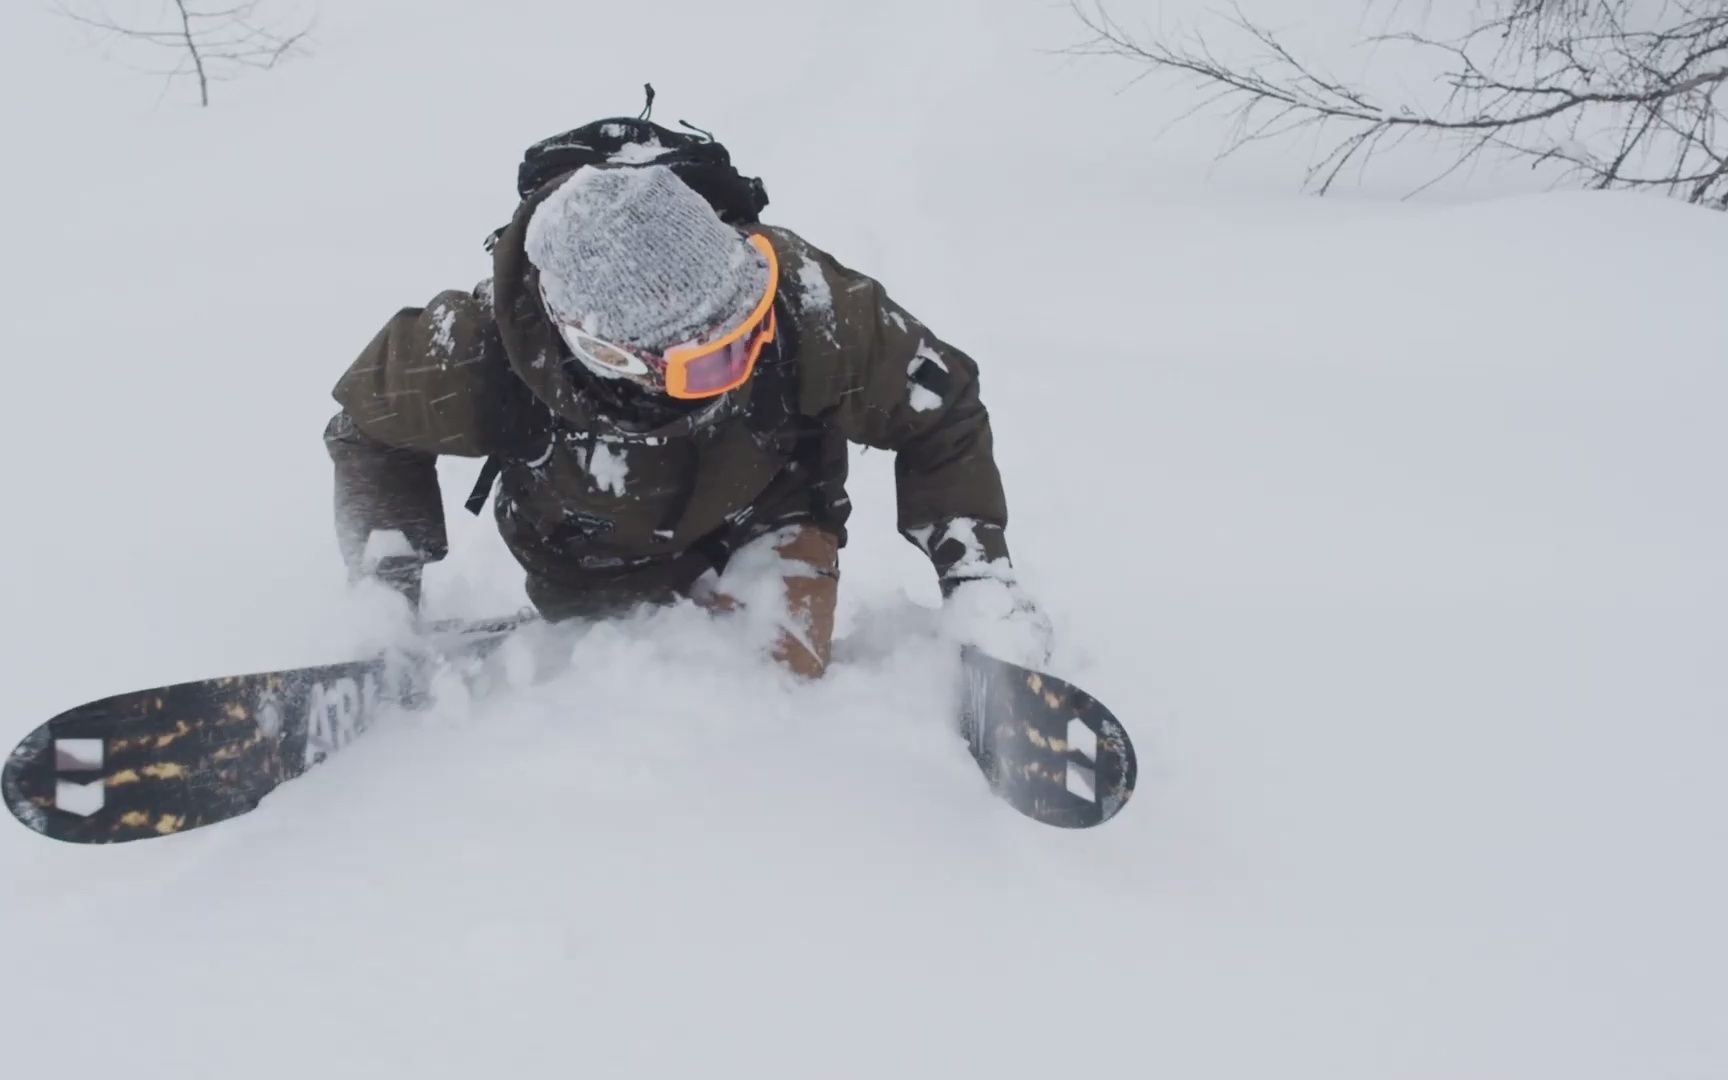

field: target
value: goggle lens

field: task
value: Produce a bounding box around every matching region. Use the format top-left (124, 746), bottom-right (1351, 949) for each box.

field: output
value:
top-left (676, 309), bottom-right (776, 396)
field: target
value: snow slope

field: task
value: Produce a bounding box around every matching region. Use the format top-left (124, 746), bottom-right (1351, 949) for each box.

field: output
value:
top-left (2, 2), bottom-right (1726, 1077)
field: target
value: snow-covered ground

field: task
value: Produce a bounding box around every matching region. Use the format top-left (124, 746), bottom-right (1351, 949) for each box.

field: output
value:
top-left (3, 2), bottom-right (1725, 1076)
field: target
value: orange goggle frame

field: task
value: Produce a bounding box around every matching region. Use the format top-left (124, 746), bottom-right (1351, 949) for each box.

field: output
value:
top-left (555, 233), bottom-right (780, 400)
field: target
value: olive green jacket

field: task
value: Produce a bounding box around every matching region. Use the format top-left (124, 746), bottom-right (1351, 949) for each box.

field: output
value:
top-left (326, 175), bottom-right (1013, 613)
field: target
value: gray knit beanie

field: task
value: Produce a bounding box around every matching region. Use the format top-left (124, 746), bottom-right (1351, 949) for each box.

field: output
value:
top-left (524, 165), bottom-right (770, 351)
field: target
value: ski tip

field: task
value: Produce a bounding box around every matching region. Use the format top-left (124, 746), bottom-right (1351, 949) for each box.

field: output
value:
top-left (959, 649), bottom-right (1137, 830)
top-left (4, 726), bottom-right (60, 839)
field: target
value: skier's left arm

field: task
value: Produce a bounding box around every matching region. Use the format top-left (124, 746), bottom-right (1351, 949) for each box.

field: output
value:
top-left (770, 229), bottom-right (1052, 666)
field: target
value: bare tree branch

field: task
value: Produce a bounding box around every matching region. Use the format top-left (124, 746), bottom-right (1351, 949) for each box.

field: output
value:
top-left (1066, 0), bottom-right (1728, 209)
top-left (172, 0), bottom-right (210, 106)
top-left (54, 0), bottom-right (312, 107)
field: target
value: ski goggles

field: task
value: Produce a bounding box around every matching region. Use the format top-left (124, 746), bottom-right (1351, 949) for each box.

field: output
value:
top-left (554, 233), bottom-right (780, 400)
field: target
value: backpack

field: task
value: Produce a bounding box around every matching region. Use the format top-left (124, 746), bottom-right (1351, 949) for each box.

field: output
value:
top-left (518, 116), bottom-right (769, 221)
top-left (483, 109), bottom-right (770, 253)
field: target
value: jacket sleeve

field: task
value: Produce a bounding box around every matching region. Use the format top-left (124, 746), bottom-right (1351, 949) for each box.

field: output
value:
top-left (765, 228), bottom-right (1017, 593)
top-left (325, 281), bottom-right (532, 575)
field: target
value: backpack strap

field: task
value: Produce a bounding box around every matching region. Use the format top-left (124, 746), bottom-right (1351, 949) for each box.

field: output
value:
top-left (465, 394), bottom-right (554, 517)
top-left (465, 457), bottom-right (503, 515)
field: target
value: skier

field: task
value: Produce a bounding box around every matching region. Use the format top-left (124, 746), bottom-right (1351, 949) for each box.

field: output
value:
top-left (324, 157), bottom-right (1050, 678)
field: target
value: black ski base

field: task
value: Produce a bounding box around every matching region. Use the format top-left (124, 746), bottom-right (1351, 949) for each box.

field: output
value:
top-left (3, 656), bottom-right (414, 843)
top-left (3, 616), bottom-right (528, 844)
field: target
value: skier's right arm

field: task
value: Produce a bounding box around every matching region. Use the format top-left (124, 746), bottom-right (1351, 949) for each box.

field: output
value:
top-left (324, 282), bottom-right (528, 593)
top-left (324, 412), bottom-right (448, 587)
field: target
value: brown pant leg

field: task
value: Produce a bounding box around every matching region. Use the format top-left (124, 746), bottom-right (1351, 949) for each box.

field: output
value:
top-left (770, 525), bottom-right (840, 678)
top-left (704, 525), bottom-right (840, 678)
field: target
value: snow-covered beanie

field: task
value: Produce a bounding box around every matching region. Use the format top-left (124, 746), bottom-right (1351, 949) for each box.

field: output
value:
top-left (524, 164), bottom-right (770, 351)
